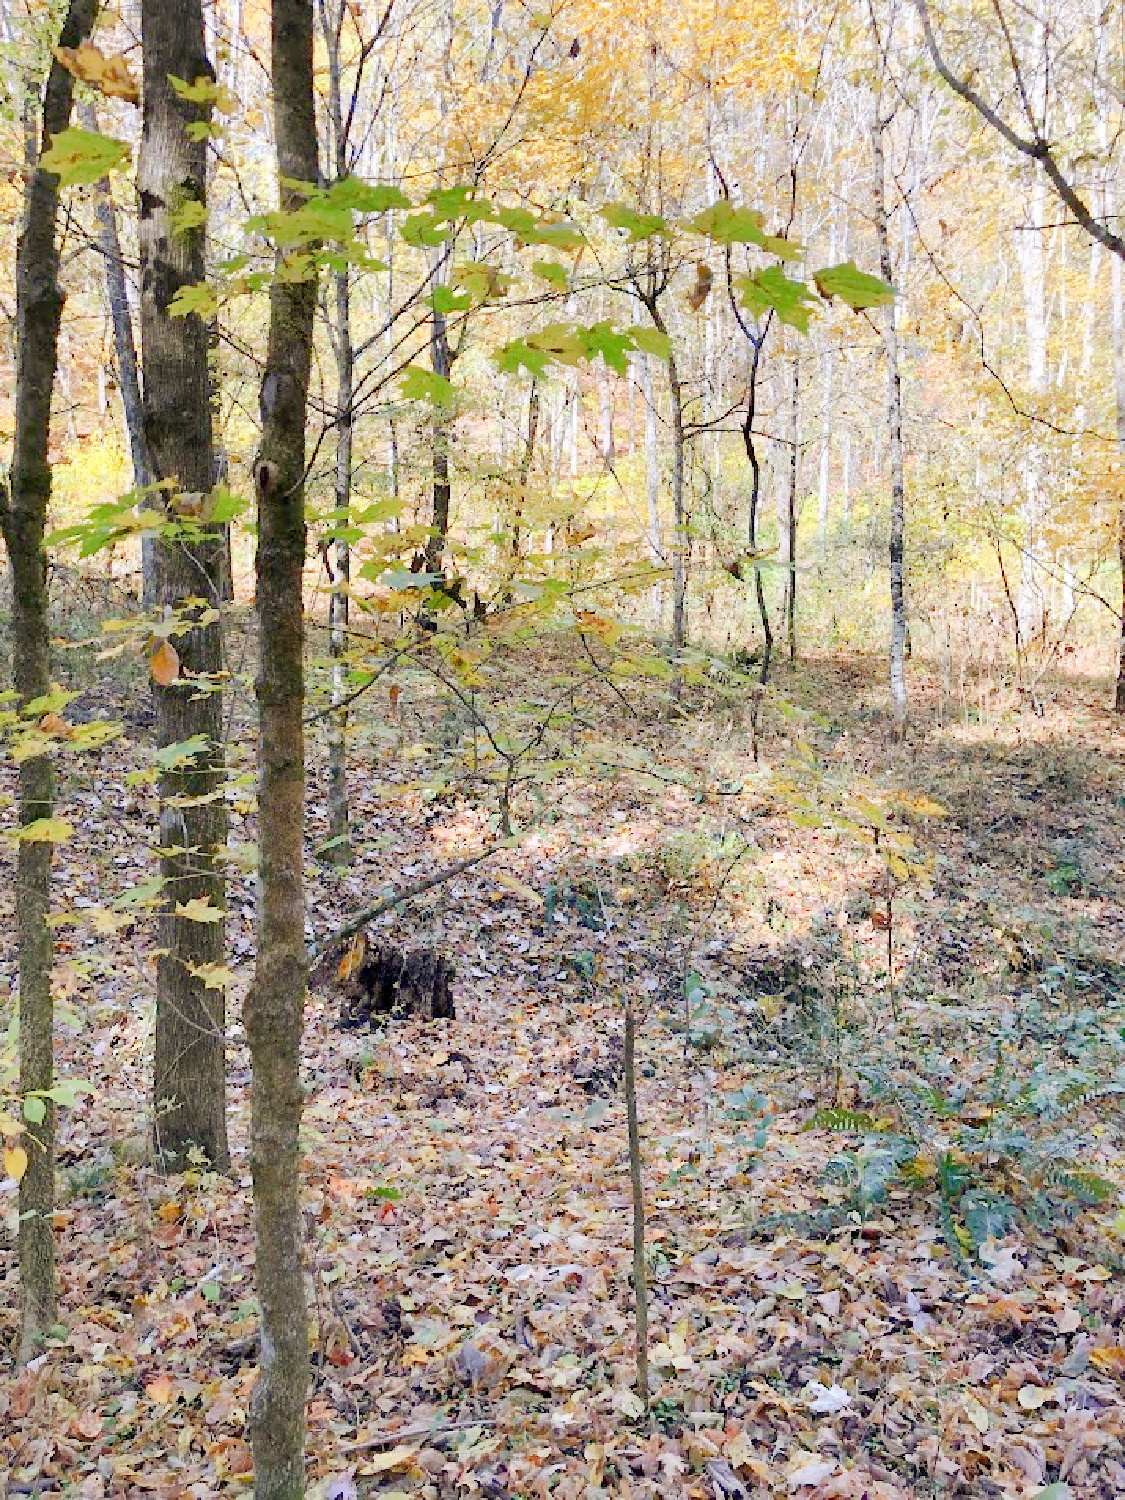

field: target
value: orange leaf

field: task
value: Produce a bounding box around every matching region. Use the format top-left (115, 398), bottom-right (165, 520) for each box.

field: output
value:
top-left (150, 640), bottom-right (181, 686)
top-left (155, 1198), bottom-right (182, 1223)
top-left (55, 44), bottom-right (140, 104)
top-left (337, 932), bottom-right (367, 982)
top-left (37, 711), bottom-right (73, 739)
top-left (75, 1409), bottom-right (104, 1441)
top-left (146, 1373), bottom-right (176, 1404)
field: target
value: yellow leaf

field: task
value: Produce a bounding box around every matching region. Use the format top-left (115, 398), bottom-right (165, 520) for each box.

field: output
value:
top-left (1017, 1385), bottom-right (1051, 1409)
top-left (363, 1445), bottom-right (419, 1473)
top-left (963, 1395), bottom-right (990, 1433)
top-left (175, 897), bottom-right (225, 923)
top-left (495, 872), bottom-right (544, 908)
top-left (726, 1430), bottom-right (756, 1470)
top-left (3, 1143), bottom-right (28, 1182)
top-left (150, 640), bottom-right (181, 686)
top-left (188, 961), bottom-right (234, 989)
top-left (15, 816), bottom-right (75, 843)
top-left (90, 907), bottom-right (131, 935)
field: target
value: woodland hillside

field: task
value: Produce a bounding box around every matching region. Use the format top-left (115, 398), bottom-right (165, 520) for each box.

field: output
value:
top-left (1, 1), bottom-right (1125, 1497)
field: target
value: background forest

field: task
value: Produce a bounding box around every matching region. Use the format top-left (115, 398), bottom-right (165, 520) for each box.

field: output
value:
top-left (2, 0), bottom-right (1125, 1498)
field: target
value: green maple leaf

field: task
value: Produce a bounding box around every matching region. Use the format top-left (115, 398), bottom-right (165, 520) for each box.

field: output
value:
top-left (495, 340), bottom-right (553, 378)
top-left (581, 321), bottom-right (633, 374)
top-left (400, 366), bottom-right (456, 404)
top-left (532, 260), bottom-right (570, 289)
top-left (525, 324), bottom-right (585, 365)
top-left (813, 260), bottom-right (896, 309)
top-left (690, 200), bottom-right (768, 245)
top-left (323, 176), bottom-right (412, 215)
top-left (737, 267), bottom-right (818, 331)
top-left (601, 203), bottom-right (667, 241)
top-left (39, 126), bottom-right (130, 186)
top-left (628, 325), bottom-right (671, 360)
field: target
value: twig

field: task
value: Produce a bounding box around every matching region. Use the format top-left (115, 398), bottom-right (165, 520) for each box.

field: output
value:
top-left (341, 1417), bottom-right (492, 1454)
top-left (307, 840), bottom-right (514, 961)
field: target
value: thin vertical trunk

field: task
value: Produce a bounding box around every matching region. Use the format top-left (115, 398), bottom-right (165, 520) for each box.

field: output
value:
top-left (640, 353), bottom-right (663, 629)
top-left (78, 100), bottom-right (154, 598)
top-left (511, 376), bottom-right (539, 558)
top-left (741, 320), bottom-right (773, 760)
top-left (1016, 178), bottom-right (1049, 650)
top-left (141, 0), bottom-right (229, 1173)
top-left (323, 0), bottom-right (353, 864)
top-left (0, 0), bottom-right (98, 1367)
top-left (668, 348), bottom-right (686, 684)
top-left (784, 352), bottom-right (799, 663)
top-left (817, 348), bottom-right (833, 553)
top-left (873, 113), bottom-right (908, 742)
top-left (424, 301), bottom-right (452, 576)
top-left (246, 0), bottom-right (318, 1490)
top-left (1111, 190), bottom-right (1125, 710)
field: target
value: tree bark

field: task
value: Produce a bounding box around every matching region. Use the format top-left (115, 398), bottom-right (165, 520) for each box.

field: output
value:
top-left (424, 297), bottom-right (452, 576)
top-left (783, 351), bottom-right (799, 663)
top-left (322, 0), bottom-right (353, 864)
top-left (78, 100), bottom-right (154, 598)
top-left (510, 375), bottom-right (539, 559)
top-left (872, 113), bottom-right (908, 743)
top-left (0, 0), bottom-right (98, 1367)
top-left (1111, 190), bottom-right (1125, 711)
top-left (245, 0), bottom-right (318, 1490)
top-left (140, 0), bottom-right (229, 1173)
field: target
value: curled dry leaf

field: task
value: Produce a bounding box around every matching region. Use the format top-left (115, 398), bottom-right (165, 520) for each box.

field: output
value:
top-left (54, 44), bottom-right (141, 104)
top-left (150, 639), bottom-right (181, 686)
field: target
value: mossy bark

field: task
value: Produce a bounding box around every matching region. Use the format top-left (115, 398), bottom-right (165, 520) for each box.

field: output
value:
top-left (139, 0), bottom-right (229, 1172)
top-left (244, 0), bottom-right (318, 1492)
top-left (0, 0), bottom-right (98, 1367)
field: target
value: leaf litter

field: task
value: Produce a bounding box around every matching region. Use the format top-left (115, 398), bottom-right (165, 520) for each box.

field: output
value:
top-left (1, 648), bottom-right (1125, 1498)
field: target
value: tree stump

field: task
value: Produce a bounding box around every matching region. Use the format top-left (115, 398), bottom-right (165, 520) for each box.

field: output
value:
top-left (332, 932), bottom-right (455, 1026)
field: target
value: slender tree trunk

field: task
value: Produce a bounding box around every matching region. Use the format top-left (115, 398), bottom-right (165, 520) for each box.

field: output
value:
top-left (140, 0), bottom-right (229, 1172)
top-left (511, 376), bottom-right (539, 559)
top-left (323, 0), bottom-right (353, 863)
top-left (624, 1001), bottom-right (648, 1409)
top-left (424, 301), bottom-right (452, 576)
top-left (740, 322), bottom-right (773, 759)
top-left (1111, 194), bottom-right (1125, 711)
top-left (0, 0), bottom-right (97, 1367)
top-left (784, 352), bottom-right (799, 663)
top-left (78, 100), bottom-right (154, 598)
top-left (246, 0), bottom-right (318, 1490)
top-left (640, 353), bottom-right (663, 629)
top-left (817, 347), bottom-right (833, 554)
top-left (873, 113), bottom-right (908, 742)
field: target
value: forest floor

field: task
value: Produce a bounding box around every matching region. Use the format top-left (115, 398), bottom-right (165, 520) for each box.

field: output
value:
top-left (2, 632), bottom-right (1125, 1500)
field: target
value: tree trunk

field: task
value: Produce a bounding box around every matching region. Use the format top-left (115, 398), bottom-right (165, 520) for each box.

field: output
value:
top-left (323, 0), bottom-right (353, 864)
top-left (511, 375), bottom-right (539, 559)
top-left (424, 292), bottom-right (452, 576)
top-left (1111, 193), bottom-right (1125, 711)
top-left (783, 352), bottom-right (799, 663)
top-left (639, 353), bottom-right (663, 629)
top-left (78, 100), bottom-right (154, 599)
top-left (140, 0), bottom-right (229, 1173)
top-left (0, 0), bottom-right (97, 1367)
top-left (872, 113), bottom-right (908, 743)
top-left (245, 0), bottom-right (318, 1490)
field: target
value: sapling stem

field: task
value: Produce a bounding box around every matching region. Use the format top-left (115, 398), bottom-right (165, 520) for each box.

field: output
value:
top-left (624, 998), bottom-right (649, 1410)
